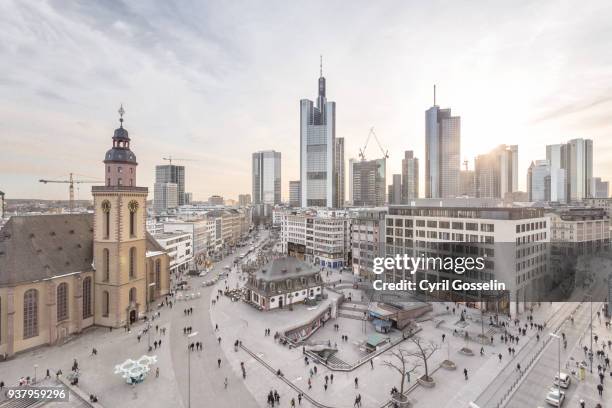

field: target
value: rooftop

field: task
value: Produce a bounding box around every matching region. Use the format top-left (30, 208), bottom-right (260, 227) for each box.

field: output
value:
top-left (254, 257), bottom-right (319, 282)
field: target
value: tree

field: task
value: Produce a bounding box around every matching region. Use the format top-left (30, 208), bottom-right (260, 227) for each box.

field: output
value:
top-left (409, 336), bottom-right (440, 382)
top-left (382, 347), bottom-right (420, 398)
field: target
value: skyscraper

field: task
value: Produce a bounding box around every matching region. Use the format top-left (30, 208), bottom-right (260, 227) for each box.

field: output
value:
top-left (252, 150), bottom-right (281, 205)
top-left (527, 160), bottom-right (551, 202)
top-left (546, 139), bottom-right (593, 202)
top-left (425, 88), bottom-right (460, 198)
top-left (155, 164), bottom-right (185, 205)
top-left (592, 177), bottom-right (609, 198)
top-left (238, 194), bottom-right (252, 206)
top-left (350, 158), bottom-right (386, 207)
top-left (474, 144), bottom-right (519, 199)
top-left (300, 58), bottom-right (337, 207)
top-left (153, 182), bottom-right (178, 213)
top-left (401, 150), bottom-right (419, 202)
top-left (335, 137), bottom-right (345, 208)
top-left (289, 181), bottom-right (301, 207)
top-left (388, 174), bottom-right (402, 204)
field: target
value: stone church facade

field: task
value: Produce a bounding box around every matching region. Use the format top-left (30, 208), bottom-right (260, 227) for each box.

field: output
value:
top-left (0, 108), bottom-right (170, 358)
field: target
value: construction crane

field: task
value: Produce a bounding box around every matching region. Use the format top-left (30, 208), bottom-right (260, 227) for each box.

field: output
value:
top-left (162, 156), bottom-right (201, 165)
top-left (359, 127), bottom-right (389, 161)
top-left (39, 173), bottom-right (102, 213)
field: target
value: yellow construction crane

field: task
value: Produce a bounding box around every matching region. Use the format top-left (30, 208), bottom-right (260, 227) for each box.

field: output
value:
top-left (359, 127), bottom-right (389, 161)
top-left (39, 173), bottom-right (102, 213)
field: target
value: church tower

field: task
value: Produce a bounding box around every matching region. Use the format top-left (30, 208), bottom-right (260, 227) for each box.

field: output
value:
top-left (92, 106), bottom-right (148, 327)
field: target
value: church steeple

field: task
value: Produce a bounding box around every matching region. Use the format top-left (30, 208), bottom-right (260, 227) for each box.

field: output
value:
top-left (103, 105), bottom-right (137, 187)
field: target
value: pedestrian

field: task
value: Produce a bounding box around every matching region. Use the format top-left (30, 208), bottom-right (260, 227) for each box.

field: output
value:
top-left (498, 353), bottom-right (502, 362)
top-left (464, 368), bottom-right (468, 380)
top-left (517, 363), bottom-right (521, 372)
top-left (298, 393), bottom-right (302, 405)
top-left (291, 398), bottom-right (295, 408)
top-left (370, 359), bottom-right (374, 369)
top-left (308, 378), bottom-right (312, 390)
top-left (224, 377), bottom-right (228, 389)
top-left (442, 333), bottom-right (446, 342)
top-left (330, 373), bottom-right (334, 384)
top-left (156, 367), bottom-right (159, 378)
top-left (218, 358), bottom-right (222, 368)
top-left (324, 383), bottom-right (328, 391)
top-left (597, 383), bottom-right (603, 396)
top-left (354, 377), bottom-right (359, 388)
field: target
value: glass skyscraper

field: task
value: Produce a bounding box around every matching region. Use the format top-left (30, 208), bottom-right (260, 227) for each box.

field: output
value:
top-left (425, 97), bottom-right (460, 199)
top-left (252, 150), bottom-right (281, 205)
top-left (300, 61), bottom-right (337, 207)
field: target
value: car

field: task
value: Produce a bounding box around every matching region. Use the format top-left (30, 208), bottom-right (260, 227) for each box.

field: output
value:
top-left (553, 372), bottom-right (571, 389)
top-left (545, 388), bottom-right (565, 406)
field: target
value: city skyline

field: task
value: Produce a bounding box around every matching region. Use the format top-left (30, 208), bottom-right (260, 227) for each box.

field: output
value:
top-left (2, 1), bottom-right (612, 201)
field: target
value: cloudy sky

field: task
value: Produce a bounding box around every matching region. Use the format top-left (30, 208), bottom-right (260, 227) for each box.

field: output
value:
top-left (1, 0), bottom-right (612, 201)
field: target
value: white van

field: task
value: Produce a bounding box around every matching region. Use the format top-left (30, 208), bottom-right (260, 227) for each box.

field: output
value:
top-left (553, 372), bottom-right (571, 389)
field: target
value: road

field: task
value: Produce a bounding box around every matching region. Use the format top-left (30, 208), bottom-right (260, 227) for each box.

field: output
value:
top-left (504, 300), bottom-right (600, 408)
top-left (169, 229), bottom-right (270, 408)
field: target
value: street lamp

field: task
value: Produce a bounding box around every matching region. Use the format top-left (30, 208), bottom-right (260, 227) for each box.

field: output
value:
top-left (549, 333), bottom-right (561, 398)
top-left (187, 331), bottom-right (198, 408)
top-left (586, 293), bottom-right (593, 373)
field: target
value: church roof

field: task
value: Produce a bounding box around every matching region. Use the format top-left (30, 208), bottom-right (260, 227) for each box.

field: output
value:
top-left (0, 214), bottom-right (94, 286)
top-left (0, 214), bottom-right (166, 286)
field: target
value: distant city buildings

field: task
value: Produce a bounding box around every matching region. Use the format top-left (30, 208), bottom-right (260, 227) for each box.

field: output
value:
top-left (401, 151), bottom-right (419, 202)
top-left (154, 164), bottom-right (190, 213)
top-left (592, 177), bottom-right (609, 198)
top-left (546, 139), bottom-right (593, 202)
top-left (252, 150), bottom-right (282, 205)
top-left (475, 144), bottom-right (519, 199)
top-left (459, 169), bottom-right (476, 197)
top-left (208, 195), bottom-right (224, 205)
top-left (335, 137), bottom-right (345, 208)
top-left (350, 158), bottom-right (386, 207)
top-left (527, 160), bottom-right (551, 202)
top-left (425, 91), bottom-right (460, 198)
top-left (388, 174), bottom-right (402, 205)
top-left (238, 194), bottom-right (252, 206)
top-left (300, 60), bottom-right (338, 208)
top-left (289, 180), bottom-right (301, 207)
top-left (152, 231), bottom-right (193, 274)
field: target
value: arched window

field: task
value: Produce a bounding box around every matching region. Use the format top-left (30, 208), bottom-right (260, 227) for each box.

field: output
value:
top-left (103, 248), bottom-right (110, 281)
top-left (82, 277), bottom-right (92, 318)
top-left (57, 283), bottom-right (68, 321)
top-left (102, 291), bottom-right (110, 317)
top-left (129, 247), bottom-right (137, 279)
top-left (129, 287), bottom-right (137, 304)
top-left (128, 201), bottom-right (139, 237)
top-left (101, 200), bottom-right (111, 239)
top-left (23, 289), bottom-right (38, 339)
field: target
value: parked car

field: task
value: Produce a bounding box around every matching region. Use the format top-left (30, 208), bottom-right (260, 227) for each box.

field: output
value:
top-left (553, 373), bottom-right (571, 389)
top-left (545, 388), bottom-right (565, 406)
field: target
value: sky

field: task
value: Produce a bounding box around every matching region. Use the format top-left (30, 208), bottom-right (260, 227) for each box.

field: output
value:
top-left (1, 0), bottom-right (612, 201)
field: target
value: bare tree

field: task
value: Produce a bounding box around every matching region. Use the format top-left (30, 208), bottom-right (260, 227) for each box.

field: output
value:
top-left (382, 348), bottom-right (420, 397)
top-left (410, 336), bottom-right (440, 382)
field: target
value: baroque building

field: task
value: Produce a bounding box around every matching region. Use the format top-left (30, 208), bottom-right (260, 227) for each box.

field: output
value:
top-left (0, 107), bottom-right (170, 358)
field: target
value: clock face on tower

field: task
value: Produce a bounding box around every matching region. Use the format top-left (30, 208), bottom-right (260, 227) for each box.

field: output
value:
top-left (128, 200), bottom-right (139, 213)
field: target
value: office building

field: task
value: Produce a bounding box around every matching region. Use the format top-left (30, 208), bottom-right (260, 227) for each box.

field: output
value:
top-left (300, 60), bottom-right (337, 207)
top-left (208, 195), bottom-right (224, 205)
top-left (252, 150), bottom-right (282, 205)
top-left (153, 231), bottom-right (193, 274)
top-left (155, 164), bottom-right (186, 206)
top-left (527, 160), bottom-right (551, 203)
top-left (384, 200), bottom-right (549, 315)
top-left (475, 144), bottom-right (519, 199)
top-left (459, 170), bottom-right (476, 197)
top-left (279, 209), bottom-right (351, 268)
top-left (184, 192), bottom-right (193, 205)
top-left (592, 177), bottom-right (609, 198)
top-left (153, 182), bottom-right (178, 213)
top-left (289, 181), bottom-right (301, 207)
top-left (335, 137), bottom-right (345, 208)
top-left (401, 151), bottom-right (419, 202)
top-left (351, 208), bottom-right (387, 280)
top-left (350, 158), bottom-right (386, 207)
top-left (425, 90), bottom-right (460, 198)
top-left (238, 194), bottom-right (252, 206)
top-left (388, 174), bottom-right (402, 205)
top-left (546, 139), bottom-right (593, 202)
